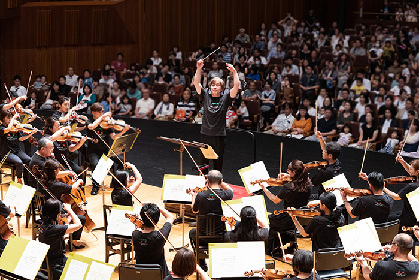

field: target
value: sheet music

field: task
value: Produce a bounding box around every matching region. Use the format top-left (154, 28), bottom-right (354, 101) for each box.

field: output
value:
top-left (338, 218), bottom-right (381, 254)
top-left (322, 174), bottom-right (355, 206)
top-left (106, 208), bottom-right (136, 237)
top-left (162, 178), bottom-right (192, 203)
top-left (85, 261), bottom-right (115, 280)
top-left (13, 240), bottom-right (49, 280)
top-left (92, 155), bottom-right (114, 185)
top-left (239, 161), bottom-right (270, 193)
top-left (210, 245), bottom-right (238, 278)
top-left (3, 183), bottom-right (36, 216)
top-left (62, 259), bottom-right (89, 280)
top-left (407, 189), bottom-right (419, 221)
top-left (237, 242), bottom-right (266, 274)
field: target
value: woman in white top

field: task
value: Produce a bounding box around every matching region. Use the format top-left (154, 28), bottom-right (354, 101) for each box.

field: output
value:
top-left (150, 49), bottom-right (162, 66)
top-left (401, 119), bottom-right (419, 157)
top-left (354, 92), bottom-right (369, 121)
top-left (154, 93), bottom-right (174, 119)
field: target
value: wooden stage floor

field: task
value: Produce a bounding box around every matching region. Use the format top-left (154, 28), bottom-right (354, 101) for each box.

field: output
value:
top-left (1, 170), bottom-right (356, 280)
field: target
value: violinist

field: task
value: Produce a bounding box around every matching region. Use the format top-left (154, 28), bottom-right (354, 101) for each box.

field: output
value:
top-left (40, 159), bottom-right (86, 249)
top-left (132, 203), bottom-right (175, 278)
top-left (1, 95), bottom-right (26, 112)
top-left (86, 103), bottom-right (130, 195)
top-left (261, 160), bottom-right (312, 256)
top-left (384, 156), bottom-right (419, 232)
top-left (355, 233), bottom-right (419, 280)
top-left (52, 97), bottom-right (86, 132)
top-left (288, 192), bottom-right (343, 251)
top-left (0, 110), bottom-right (37, 184)
top-left (0, 199), bottom-right (15, 255)
top-left (164, 247), bottom-right (211, 280)
top-left (110, 162), bottom-right (142, 206)
top-left (285, 249), bottom-right (320, 280)
top-left (39, 199), bottom-right (82, 280)
top-left (342, 171), bottom-right (393, 224)
top-left (189, 170), bottom-right (233, 271)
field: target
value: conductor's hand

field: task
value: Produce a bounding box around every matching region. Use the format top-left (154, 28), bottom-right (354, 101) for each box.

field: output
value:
top-left (226, 63), bottom-right (236, 73)
top-left (196, 59), bottom-right (204, 69)
top-left (315, 130), bottom-right (322, 139)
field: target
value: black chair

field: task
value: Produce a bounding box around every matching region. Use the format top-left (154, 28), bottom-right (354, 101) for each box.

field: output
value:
top-left (118, 263), bottom-right (163, 280)
top-left (315, 247), bottom-right (352, 279)
top-left (375, 219), bottom-right (400, 245)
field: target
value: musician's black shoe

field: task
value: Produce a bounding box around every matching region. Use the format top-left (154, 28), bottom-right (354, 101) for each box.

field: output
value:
top-left (90, 186), bottom-right (99, 195)
top-left (284, 243), bottom-right (298, 254)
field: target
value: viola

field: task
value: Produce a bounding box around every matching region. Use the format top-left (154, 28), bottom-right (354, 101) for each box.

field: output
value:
top-left (186, 186), bottom-right (207, 194)
top-left (385, 176), bottom-right (417, 184)
top-left (100, 117), bottom-right (128, 131)
top-left (274, 209), bottom-right (321, 218)
top-left (304, 161), bottom-right (329, 169)
top-left (221, 216), bottom-right (237, 226)
top-left (56, 131), bottom-right (98, 144)
top-left (251, 176), bottom-right (292, 187)
top-left (0, 215), bottom-right (14, 240)
top-left (244, 269), bottom-right (293, 279)
top-left (325, 187), bottom-right (372, 197)
top-left (125, 213), bottom-right (144, 229)
top-left (345, 251), bottom-right (386, 261)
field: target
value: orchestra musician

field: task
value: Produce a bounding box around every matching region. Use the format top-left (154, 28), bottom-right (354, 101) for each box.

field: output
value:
top-left (86, 102), bottom-right (130, 195)
top-left (164, 248), bottom-right (211, 280)
top-left (285, 249), bottom-right (320, 280)
top-left (355, 233), bottom-right (419, 280)
top-left (132, 203), bottom-right (175, 278)
top-left (384, 156), bottom-right (419, 232)
top-left (0, 200), bottom-right (15, 255)
top-left (52, 97), bottom-right (86, 132)
top-left (40, 158), bottom-right (86, 249)
top-left (260, 160), bottom-right (312, 257)
top-left (39, 199), bottom-right (82, 280)
top-left (342, 171), bottom-right (394, 224)
top-left (110, 162), bottom-right (142, 206)
top-left (1, 95), bottom-right (26, 112)
top-left (0, 110), bottom-right (37, 184)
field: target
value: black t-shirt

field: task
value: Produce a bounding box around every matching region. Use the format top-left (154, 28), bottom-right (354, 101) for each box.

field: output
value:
top-left (0, 124), bottom-right (22, 155)
top-left (317, 118), bottom-right (337, 134)
top-left (86, 121), bottom-right (114, 155)
top-left (39, 223), bottom-right (68, 259)
top-left (111, 188), bottom-right (133, 206)
top-left (200, 89), bottom-right (233, 137)
top-left (310, 159), bottom-right (341, 194)
top-left (45, 180), bottom-right (72, 200)
top-left (288, 273), bottom-right (321, 280)
top-left (276, 183), bottom-right (312, 209)
top-left (370, 260), bottom-right (419, 280)
top-left (44, 132), bottom-right (71, 160)
top-left (225, 227), bottom-right (269, 242)
top-left (352, 194), bottom-right (394, 224)
top-left (398, 182), bottom-right (419, 227)
top-left (51, 111), bottom-right (65, 121)
top-left (28, 153), bottom-right (51, 189)
top-left (305, 215), bottom-right (343, 251)
top-left (361, 123), bottom-right (378, 140)
top-left (132, 222), bottom-right (172, 277)
top-left (0, 200), bottom-right (11, 219)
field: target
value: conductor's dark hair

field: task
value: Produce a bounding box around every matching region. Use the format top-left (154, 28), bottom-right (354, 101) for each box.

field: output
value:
top-left (41, 198), bottom-right (62, 225)
top-left (140, 203), bottom-right (160, 228)
top-left (325, 142), bottom-right (341, 159)
top-left (368, 171), bottom-right (385, 190)
top-left (292, 249), bottom-right (314, 274)
top-left (207, 170), bottom-right (223, 185)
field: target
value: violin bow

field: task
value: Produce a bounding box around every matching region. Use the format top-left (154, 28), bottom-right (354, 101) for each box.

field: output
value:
top-left (360, 138), bottom-right (369, 174)
top-left (180, 140), bottom-right (241, 218)
top-left (397, 120), bottom-right (413, 163)
top-left (315, 102), bottom-right (318, 130)
top-left (107, 170), bottom-right (177, 251)
top-left (279, 142), bottom-right (283, 176)
top-left (3, 84), bottom-right (18, 116)
top-left (277, 232), bottom-right (286, 262)
top-left (313, 251), bottom-right (316, 280)
top-left (23, 164), bottom-right (58, 201)
top-left (93, 130), bottom-right (126, 167)
top-left (26, 71), bottom-right (32, 97)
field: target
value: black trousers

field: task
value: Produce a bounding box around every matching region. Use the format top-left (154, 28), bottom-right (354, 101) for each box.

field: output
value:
top-left (199, 134), bottom-right (226, 173)
top-left (265, 213), bottom-right (296, 255)
top-left (72, 215), bottom-right (86, 240)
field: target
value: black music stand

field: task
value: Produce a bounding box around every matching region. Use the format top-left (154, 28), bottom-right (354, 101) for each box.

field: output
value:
top-left (107, 132), bottom-right (140, 164)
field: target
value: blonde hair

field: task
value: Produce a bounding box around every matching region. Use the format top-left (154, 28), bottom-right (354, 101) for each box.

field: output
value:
top-left (209, 77), bottom-right (225, 91)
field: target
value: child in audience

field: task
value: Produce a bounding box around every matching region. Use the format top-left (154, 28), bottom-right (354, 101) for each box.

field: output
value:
top-left (379, 130), bottom-right (400, 154)
top-left (337, 124), bottom-right (352, 146)
top-left (226, 105), bottom-right (238, 128)
top-left (115, 94), bottom-right (132, 116)
top-left (101, 95), bottom-right (115, 113)
top-left (237, 100), bottom-right (250, 121)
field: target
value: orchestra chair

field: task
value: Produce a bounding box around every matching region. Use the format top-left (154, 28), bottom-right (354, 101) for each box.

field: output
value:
top-left (118, 263), bottom-right (163, 280)
top-left (0, 162), bottom-right (16, 186)
top-left (103, 205), bottom-right (133, 263)
top-left (315, 247), bottom-right (352, 279)
top-left (195, 214), bottom-right (224, 280)
top-left (36, 255), bottom-right (51, 280)
top-left (375, 219), bottom-right (399, 245)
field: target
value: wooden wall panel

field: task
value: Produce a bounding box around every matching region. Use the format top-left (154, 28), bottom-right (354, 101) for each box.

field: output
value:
top-left (92, 9), bottom-right (107, 45)
top-left (36, 10), bottom-right (51, 47)
top-left (65, 10), bottom-right (80, 46)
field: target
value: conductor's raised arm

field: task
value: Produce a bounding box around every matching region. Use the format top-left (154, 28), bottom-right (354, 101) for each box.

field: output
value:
top-left (193, 59), bottom-right (204, 95)
top-left (226, 63), bottom-right (240, 99)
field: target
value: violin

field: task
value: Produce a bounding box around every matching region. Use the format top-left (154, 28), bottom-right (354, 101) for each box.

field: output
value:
top-left (125, 213), bottom-right (144, 229)
top-left (274, 209), bottom-right (321, 218)
top-left (402, 226), bottom-right (418, 232)
top-left (186, 186), bottom-right (207, 194)
top-left (0, 215), bottom-right (14, 240)
top-left (69, 112), bottom-right (88, 125)
top-left (28, 136), bottom-right (38, 146)
top-left (304, 161), bottom-right (329, 170)
top-left (384, 176), bottom-right (417, 184)
top-left (100, 117), bottom-right (128, 131)
top-left (10, 122), bottom-right (38, 134)
top-left (56, 131), bottom-right (98, 144)
top-left (244, 269), bottom-right (293, 279)
top-left (325, 187), bottom-right (372, 197)
top-left (251, 176), bottom-right (292, 187)
top-left (344, 251), bottom-right (386, 261)
top-left (14, 104), bottom-right (43, 121)
top-left (221, 216), bottom-right (237, 226)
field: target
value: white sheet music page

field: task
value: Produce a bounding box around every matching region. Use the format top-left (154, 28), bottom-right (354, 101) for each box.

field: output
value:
top-left (62, 259), bottom-right (89, 280)
top-left (407, 189), bottom-right (419, 221)
top-left (237, 242), bottom-right (265, 275)
top-left (13, 240), bottom-right (49, 280)
top-left (162, 178), bottom-right (192, 203)
top-left (209, 245), bottom-right (238, 278)
top-left (92, 155), bottom-right (114, 185)
top-left (338, 218), bottom-right (381, 254)
top-left (322, 174), bottom-right (355, 206)
top-left (240, 161), bottom-right (270, 193)
top-left (85, 261), bottom-right (115, 280)
top-left (106, 208), bottom-right (136, 237)
top-left (3, 183), bottom-right (36, 216)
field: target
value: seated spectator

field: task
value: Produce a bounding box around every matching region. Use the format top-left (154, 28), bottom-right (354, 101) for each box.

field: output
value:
top-left (77, 85), bottom-right (96, 113)
top-left (300, 66), bottom-right (320, 102)
top-left (99, 70), bottom-right (114, 87)
top-left (267, 22), bottom-right (281, 39)
top-left (251, 34), bottom-right (266, 51)
top-left (378, 95), bottom-right (397, 120)
top-left (337, 101), bottom-right (354, 129)
top-left (297, 98), bottom-right (316, 116)
top-left (316, 88), bottom-right (327, 109)
top-left (208, 62), bottom-right (223, 79)
top-left (349, 112), bottom-right (378, 149)
top-left (133, 88), bottom-right (154, 119)
top-left (391, 77), bottom-right (411, 96)
top-left (111, 52), bottom-right (127, 73)
top-left (40, 81), bottom-right (62, 110)
top-left (9, 75), bottom-right (26, 98)
top-left (242, 81), bottom-right (261, 101)
top-left (395, 89), bottom-right (408, 113)
top-left (175, 89), bottom-right (196, 121)
top-left (226, 105), bottom-right (238, 128)
top-left (267, 43), bottom-right (285, 62)
top-left (380, 108), bottom-right (398, 135)
top-left (338, 124), bottom-right (352, 146)
top-left (266, 72), bottom-right (281, 92)
top-left (359, 104), bottom-right (375, 125)
top-left (349, 39), bottom-right (366, 58)
top-left (246, 66), bottom-right (261, 81)
top-left (154, 93), bottom-right (174, 119)
top-left (167, 52), bottom-right (180, 74)
top-left (115, 95), bottom-right (132, 116)
top-left (403, 110), bottom-right (418, 131)
top-left (247, 49), bottom-right (267, 66)
top-left (101, 95), bottom-right (115, 114)
top-left (305, 107), bottom-right (337, 142)
top-left (281, 57), bottom-right (299, 76)
top-left (379, 130), bottom-right (400, 154)
top-left (111, 81), bottom-right (122, 99)
top-left (386, 59), bottom-right (401, 78)
top-left (308, 50), bottom-right (320, 70)
top-left (268, 34), bottom-right (282, 52)
top-left (150, 49), bottom-right (162, 66)
top-left (354, 92), bottom-right (369, 120)
top-left (351, 77), bottom-right (366, 98)
top-left (321, 61), bottom-right (337, 90)
top-left (58, 76), bottom-right (71, 97)
top-left (156, 65), bottom-right (173, 84)
top-left (92, 78), bottom-right (104, 102)
top-left (265, 103), bottom-right (294, 136)
top-left (236, 100), bottom-right (249, 122)
top-left (401, 119), bottom-right (419, 157)
top-left (289, 105), bottom-right (312, 139)
top-left (336, 53), bottom-right (351, 88)
top-left (318, 96), bottom-right (334, 119)
top-left (33, 75), bottom-right (43, 90)
top-left (260, 81), bottom-right (276, 128)
top-left (127, 82), bottom-right (142, 101)
top-left (350, 70), bottom-right (371, 92)
top-left (23, 91), bottom-right (37, 110)
top-left (82, 69), bottom-right (93, 88)
top-left (65, 67), bottom-right (78, 88)
top-left (235, 28), bottom-right (250, 43)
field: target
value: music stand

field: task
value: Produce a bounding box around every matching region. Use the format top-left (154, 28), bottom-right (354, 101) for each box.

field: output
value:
top-left (157, 136), bottom-right (217, 250)
top-left (107, 132), bottom-right (140, 163)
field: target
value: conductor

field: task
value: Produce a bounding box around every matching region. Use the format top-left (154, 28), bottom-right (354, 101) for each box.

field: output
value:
top-left (193, 59), bottom-right (240, 172)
